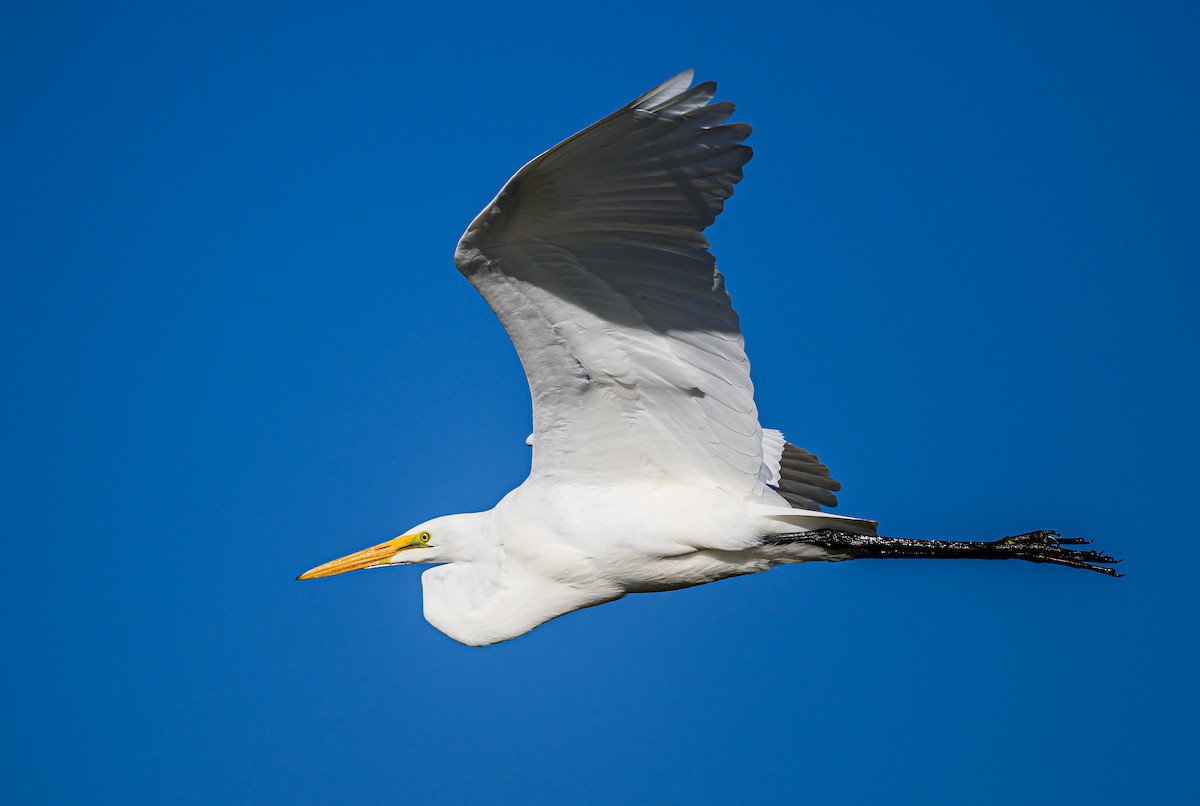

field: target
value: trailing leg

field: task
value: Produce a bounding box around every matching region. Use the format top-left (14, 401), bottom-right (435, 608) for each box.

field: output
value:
top-left (765, 529), bottom-right (1123, 576)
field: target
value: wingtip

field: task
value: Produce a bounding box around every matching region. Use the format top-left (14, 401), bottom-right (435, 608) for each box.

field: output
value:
top-left (635, 69), bottom-right (696, 108)
top-left (663, 68), bottom-right (695, 87)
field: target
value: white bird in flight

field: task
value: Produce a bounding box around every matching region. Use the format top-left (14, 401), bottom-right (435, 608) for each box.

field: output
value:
top-left (299, 71), bottom-right (1119, 646)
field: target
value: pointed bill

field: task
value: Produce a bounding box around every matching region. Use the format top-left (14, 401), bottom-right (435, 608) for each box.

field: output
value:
top-left (297, 532), bottom-right (429, 580)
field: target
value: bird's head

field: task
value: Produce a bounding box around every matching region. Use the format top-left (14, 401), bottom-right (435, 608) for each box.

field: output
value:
top-left (297, 514), bottom-right (481, 580)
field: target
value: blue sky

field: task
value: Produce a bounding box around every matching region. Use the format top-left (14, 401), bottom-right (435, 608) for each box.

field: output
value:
top-left (4, 1), bottom-right (1197, 803)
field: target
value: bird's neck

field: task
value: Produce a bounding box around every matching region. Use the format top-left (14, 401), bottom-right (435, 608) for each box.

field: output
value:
top-left (418, 509), bottom-right (508, 644)
top-left (420, 548), bottom-right (618, 647)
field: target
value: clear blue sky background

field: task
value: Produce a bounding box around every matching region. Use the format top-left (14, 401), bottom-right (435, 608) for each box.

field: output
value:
top-left (5, 1), bottom-right (1197, 803)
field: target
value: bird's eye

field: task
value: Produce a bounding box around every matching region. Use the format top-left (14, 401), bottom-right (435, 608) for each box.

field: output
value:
top-left (420, 532), bottom-right (431, 542)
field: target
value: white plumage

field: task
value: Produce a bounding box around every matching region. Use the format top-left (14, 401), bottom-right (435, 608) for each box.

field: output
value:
top-left (299, 72), bottom-right (1119, 646)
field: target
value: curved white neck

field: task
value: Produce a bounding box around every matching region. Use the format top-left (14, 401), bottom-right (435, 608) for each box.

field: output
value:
top-left (421, 558), bottom-right (615, 647)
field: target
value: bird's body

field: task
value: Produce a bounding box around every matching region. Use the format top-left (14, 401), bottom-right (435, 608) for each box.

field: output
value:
top-left (300, 72), bottom-right (1119, 646)
top-left (415, 478), bottom-right (865, 646)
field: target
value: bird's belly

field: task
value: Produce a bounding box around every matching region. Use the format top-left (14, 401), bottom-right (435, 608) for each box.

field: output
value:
top-left (614, 548), bottom-right (774, 593)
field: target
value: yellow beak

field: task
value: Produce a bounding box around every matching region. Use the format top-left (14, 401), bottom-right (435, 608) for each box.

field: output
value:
top-left (297, 532), bottom-right (429, 580)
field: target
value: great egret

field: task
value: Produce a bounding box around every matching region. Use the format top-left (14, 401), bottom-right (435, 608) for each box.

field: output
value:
top-left (299, 71), bottom-right (1119, 646)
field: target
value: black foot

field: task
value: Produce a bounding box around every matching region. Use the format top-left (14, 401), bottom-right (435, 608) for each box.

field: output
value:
top-left (994, 530), bottom-right (1123, 576)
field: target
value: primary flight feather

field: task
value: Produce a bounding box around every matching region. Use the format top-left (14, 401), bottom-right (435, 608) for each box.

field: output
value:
top-left (299, 71), bottom-right (1119, 646)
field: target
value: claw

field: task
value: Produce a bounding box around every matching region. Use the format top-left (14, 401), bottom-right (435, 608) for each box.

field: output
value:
top-left (996, 530), bottom-right (1123, 576)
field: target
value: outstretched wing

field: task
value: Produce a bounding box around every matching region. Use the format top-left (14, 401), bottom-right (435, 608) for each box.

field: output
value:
top-left (454, 72), bottom-right (764, 496)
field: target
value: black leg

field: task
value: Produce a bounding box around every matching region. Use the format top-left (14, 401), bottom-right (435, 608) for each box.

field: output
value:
top-left (765, 529), bottom-right (1123, 577)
